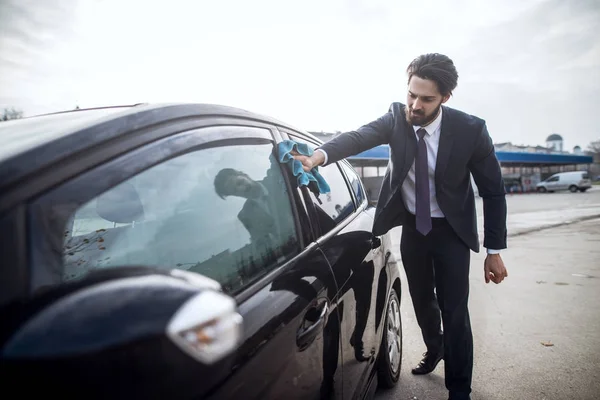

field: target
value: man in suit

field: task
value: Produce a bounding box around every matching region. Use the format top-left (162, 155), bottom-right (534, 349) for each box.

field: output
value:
top-left (294, 53), bottom-right (508, 400)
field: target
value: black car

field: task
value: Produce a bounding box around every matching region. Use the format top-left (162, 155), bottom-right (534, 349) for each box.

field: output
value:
top-left (0, 104), bottom-right (402, 399)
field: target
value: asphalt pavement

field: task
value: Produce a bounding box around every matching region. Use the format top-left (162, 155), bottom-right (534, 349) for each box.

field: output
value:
top-left (376, 187), bottom-right (600, 400)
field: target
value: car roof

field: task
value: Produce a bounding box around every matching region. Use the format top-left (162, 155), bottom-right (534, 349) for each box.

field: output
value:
top-left (0, 106), bottom-right (136, 164)
top-left (0, 103), bottom-right (318, 192)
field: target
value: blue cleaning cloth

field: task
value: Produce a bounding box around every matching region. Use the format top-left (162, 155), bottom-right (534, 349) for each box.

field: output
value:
top-left (277, 140), bottom-right (331, 194)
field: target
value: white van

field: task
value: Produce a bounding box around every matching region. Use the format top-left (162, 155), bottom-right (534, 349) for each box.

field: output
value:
top-left (536, 171), bottom-right (592, 193)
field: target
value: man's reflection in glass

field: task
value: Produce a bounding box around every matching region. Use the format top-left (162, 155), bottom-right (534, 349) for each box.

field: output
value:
top-left (213, 168), bottom-right (278, 252)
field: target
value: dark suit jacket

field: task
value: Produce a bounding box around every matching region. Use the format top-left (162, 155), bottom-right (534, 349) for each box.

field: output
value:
top-left (238, 197), bottom-right (275, 243)
top-left (318, 102), bottom-right (507, 253)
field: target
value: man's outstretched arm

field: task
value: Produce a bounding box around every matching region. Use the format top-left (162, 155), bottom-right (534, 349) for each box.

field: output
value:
top-left (295, 107), bottom-right (396, 171)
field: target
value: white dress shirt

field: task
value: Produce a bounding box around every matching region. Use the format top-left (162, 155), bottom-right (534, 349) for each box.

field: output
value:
top-left (315, 107), bottom-right (500, 254)
top-left (402, 108), bottom-right (444, 219)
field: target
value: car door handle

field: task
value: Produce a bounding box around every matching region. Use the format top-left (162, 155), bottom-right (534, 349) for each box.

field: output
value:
top-left (296, 301), bottom-right (329, 351)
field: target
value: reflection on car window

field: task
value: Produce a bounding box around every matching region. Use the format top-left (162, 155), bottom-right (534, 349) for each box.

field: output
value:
top-left (339, 162), bottom-right (365, 205)
top-left (63, 143), bottom-right (299, 293)
top-left (289, 136), bottom-right (355, 233)
top-left (315, 164), bottom-right (355, 224)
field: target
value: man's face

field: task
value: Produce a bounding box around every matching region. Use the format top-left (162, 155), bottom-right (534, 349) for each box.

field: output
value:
top-left (224, 173), bottom-right (256, 198)
top-left (405, 76), bottom-right (450, 126)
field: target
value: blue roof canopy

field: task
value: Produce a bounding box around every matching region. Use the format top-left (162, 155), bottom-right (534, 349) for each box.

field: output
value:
top-left (349, 145), bottom-right (391, 160)
top-left (494, 151), bottom-right (593, 164)
top-left (348, 145), bottom-right (593, 165)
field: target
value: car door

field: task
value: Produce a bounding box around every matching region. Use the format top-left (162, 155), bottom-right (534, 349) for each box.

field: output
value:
top-left (284, 132), bottom-right (388, 399)
top-left (26, 124), bottom-right (341, 399)
top-left (554, 175), bottom-right (567, 191)
top-left (545, 175), bottom-right (560, 191)
top-left (580, 172), bottom-right (591, 188)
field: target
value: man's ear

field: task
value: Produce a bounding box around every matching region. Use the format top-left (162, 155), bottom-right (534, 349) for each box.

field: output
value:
top-left (441, 94), bottom-right (451, 104)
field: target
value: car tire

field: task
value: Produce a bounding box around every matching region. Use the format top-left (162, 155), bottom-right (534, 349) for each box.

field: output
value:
top-left (569, 185), bottom-right (578, 193)
top-left (537, 187), bottom-right (547, 193)
top-left (377, 287), bottom-right (402, 388)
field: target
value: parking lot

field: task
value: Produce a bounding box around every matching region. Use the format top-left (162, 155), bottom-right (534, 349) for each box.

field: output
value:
top-left (376, 187), bottom-right (600, 400)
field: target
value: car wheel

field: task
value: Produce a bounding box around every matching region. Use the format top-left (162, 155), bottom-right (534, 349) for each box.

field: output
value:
top-left (537, 187), bottom-right (547, 193)
top-left (377, 287), bottom-right (402, 388)
top-left (569, 185), bottom-right (578, 193)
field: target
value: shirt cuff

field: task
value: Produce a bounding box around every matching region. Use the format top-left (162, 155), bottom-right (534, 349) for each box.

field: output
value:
top-left (315, 148), bottom-right (328, 165)
top-left (486, 248), bottom-right (501, 254)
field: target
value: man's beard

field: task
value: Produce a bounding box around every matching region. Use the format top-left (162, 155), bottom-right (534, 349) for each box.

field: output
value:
top-left (405, 103), bottom-right (442, 127)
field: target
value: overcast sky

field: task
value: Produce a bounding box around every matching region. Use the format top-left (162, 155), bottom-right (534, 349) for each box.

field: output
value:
top-left (1, 0), bottom-right (598, 150)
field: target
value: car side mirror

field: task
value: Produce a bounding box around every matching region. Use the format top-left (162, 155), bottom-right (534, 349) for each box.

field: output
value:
top-left (1, 266), bottom-right (243, 399)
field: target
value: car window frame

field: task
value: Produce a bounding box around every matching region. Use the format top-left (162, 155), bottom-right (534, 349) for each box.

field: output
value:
top-left (278, 129), bottom-right (361, 239)
top-left (27, 124), bottom-right (312, 300)
top-left (285, 130), bottom-right (360, 208)
top-left (0, 208), bottom-right (27, 307)
top-left (337, 160), bottom-right (368, 210)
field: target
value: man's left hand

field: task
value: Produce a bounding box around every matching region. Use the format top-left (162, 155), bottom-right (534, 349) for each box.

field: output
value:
top-left (484, 254), bottom-right (508, 284)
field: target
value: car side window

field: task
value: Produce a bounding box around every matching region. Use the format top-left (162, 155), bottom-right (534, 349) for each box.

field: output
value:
top-left (548, 176), bottom-right (559, 182)
top-left (339, 162), bottom-right (366, 206)
top-left (289, 135), bottom-right (355, 233)
top-left (63, 142), bottom-right (300, 293)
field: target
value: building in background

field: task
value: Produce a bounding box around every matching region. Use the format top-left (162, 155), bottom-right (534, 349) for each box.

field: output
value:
top-left (545, 134), bottom-right (564, 153)
top-left (310, 130), bottom-right (594, 202)
top-left (490, 134), bottom-right (592, 192)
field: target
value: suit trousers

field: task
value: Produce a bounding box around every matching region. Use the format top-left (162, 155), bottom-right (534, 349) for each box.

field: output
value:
top-left (401, 214), bottom-right (473, 395)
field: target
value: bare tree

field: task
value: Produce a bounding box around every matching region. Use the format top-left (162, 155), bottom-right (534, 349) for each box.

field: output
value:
top-left (586, 140), bottom-right (600, 174)
top-left (588, 140), bottom-right (600, 155)
top-left (1, 107), bottom-right (24, 121)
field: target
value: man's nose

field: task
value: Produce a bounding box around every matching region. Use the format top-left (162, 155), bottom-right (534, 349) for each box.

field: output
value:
top-left (412, 99), bottom-right (422, 110)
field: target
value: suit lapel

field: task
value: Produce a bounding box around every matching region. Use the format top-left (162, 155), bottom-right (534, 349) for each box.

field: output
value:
top-left (435, 106), bottom-right (454, 184)
top-left (381, 106), bottom-right (416, 211)
top-left (404, 124), bottom-right (417, 174)
top-left (400, 106), bottom-right (417, 176)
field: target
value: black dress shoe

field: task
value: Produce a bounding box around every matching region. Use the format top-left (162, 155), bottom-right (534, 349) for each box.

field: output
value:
top-left (411, 351), bottom-right (443, 375)
top-left (448, 394), bottom-right (471, 400)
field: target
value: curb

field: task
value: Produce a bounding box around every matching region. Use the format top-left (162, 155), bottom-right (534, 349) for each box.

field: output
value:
top-left (508, 214), bottom-right (600, 238)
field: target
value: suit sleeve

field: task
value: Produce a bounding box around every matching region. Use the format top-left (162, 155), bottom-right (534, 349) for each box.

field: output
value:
top-left (317, 106), bottom-right (395, 165)
top-left (468, 123), bottom-right (507, 250)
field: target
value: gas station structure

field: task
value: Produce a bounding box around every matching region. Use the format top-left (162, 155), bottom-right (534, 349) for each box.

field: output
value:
top-left (344, 145), bottom-right (593, 200)
top-left (310, 131), bottom-right (594, 200)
